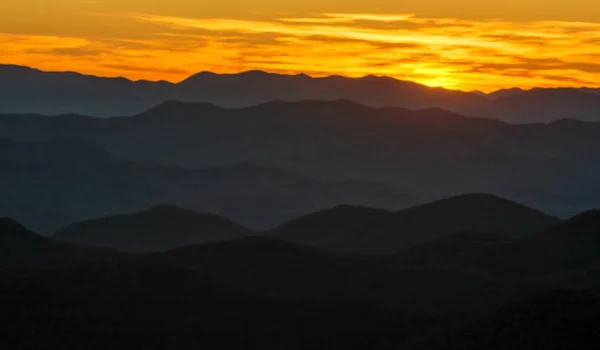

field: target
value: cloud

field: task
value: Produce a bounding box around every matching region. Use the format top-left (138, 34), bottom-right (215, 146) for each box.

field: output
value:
top-left (2, 12), bottom-right (600, 91)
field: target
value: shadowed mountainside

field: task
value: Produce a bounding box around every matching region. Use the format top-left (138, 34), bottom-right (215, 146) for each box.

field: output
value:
top-left (3, 209), bottom-right (600, 349)
top-left (271, 194), bottom-right (559, 253)
top-left (0, 258), bottom-right (433, 350)
top-left (53, 205), bottom-right (252, 252)
top-left (405, 290), bottom-right (600, 350)
top-left (0, 217), bottom-right (113, 269)
top-left (0, 137), bottom-right (415, 233)
top-left (385, 209), bottom-right (600, 291)
top-left (3, 100), bottom-right (600, 217)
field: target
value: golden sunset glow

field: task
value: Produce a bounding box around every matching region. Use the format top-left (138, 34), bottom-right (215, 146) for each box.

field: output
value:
top-left (1, 1), bottom-right (600, 91)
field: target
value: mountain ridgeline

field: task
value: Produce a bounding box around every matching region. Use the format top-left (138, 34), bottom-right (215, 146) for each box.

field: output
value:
top-left (2, 64), bottom-right (600, 122)
top-left (50, 194), bottom-right (559, 253)
top-left (53, 205), bottom-right (251, 252)
top-left (272, 194), bottom-right (559, 253)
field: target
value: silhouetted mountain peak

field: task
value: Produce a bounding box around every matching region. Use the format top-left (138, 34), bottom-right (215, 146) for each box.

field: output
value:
top-left (140, 205), bottom-right (241, 224)
top-left (403, 193), bottom-right (560, 223)
top-left (488, 87), bottom-right (527, 99)
top-left (238, 70), bottom-right (272, 77)
top-left (560, 209), bottom-right (600, 227)
top-left (360, 74), bottom-right (400, 83)
top-left (572, 209), bottom-right (600, 219)
top-left (52, 206), bottom-right (251, 252)
top-left (181, 70), bottom-right (295, 85)
top-left (539, 210), bottom-right (600, 238)
top-left (355, 193), bottom-right (561, 251)
top-left (0, 217), bottom-right (30, 235)
top-left (0, 64), bottom-right (40, 76)
top-left (187, 70), bottom-right (217, 78)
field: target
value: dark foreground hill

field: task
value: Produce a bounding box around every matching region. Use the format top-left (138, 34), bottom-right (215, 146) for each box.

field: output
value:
top-left (3, 217), bottom-right (514, 314)
top-left (521, 210), bottom-right (600, 272)
top-left (271, 193), bottom-right (559, 253)
top-left (153, 236), bottom-right (517, 314)
top-left (3, 214), bottom-right (600, 349)
top-left (270, 205), bottom-right (393, 250)
top-left (0, 259), bottom-right (433, 350)
top-left (0, 217), bottom-right (110, 269)
top-left (386, 210), bottom-right (600, 291)
top-left (3, 259), bottom-right (598, 350)
top-left (52, 205), bottom-right (252, 252)
top-left (405, 290), bottom-right (600, 350)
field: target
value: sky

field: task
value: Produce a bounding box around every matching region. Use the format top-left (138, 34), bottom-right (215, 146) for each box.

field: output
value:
top-left (1, 1), bottom-right (600, 92)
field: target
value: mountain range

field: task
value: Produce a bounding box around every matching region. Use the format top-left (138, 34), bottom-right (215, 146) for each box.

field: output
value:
top-left (271, 194), bottom-right (559, 253)
top-left (51, 193), bottom-right (557, 253)
top-left (3, 196), bottom-right (600, 349)
top-left (3, 58), bottom-right (600, 350)
top-left (2, 100), bottom-right (600, 219)
top-left (3, 64), bottom-right (600, 122)
top-left (0, 137), bottom-right (415, 233)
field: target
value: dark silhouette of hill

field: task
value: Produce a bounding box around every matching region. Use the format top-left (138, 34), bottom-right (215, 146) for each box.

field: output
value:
top-left (3, 99), bottom-right (600, 217)
top-left (0, 137), bottom-right (414, 233)
top-left (390, 231), bottom-right (513, 269)
top-left (372, 193), bottom-right (559, 245)
top-left (0, 258), bottom-right (434, 350)
top-left (406, 290), bottom-right (600, 350)
top-left (271, 194), bottom-right (559, 253)
top-left (52, 205), bottom-right (252, 252)
top-left (152, 236), bottom-right (511, 314)
top-left (384, 209), bottom-right (600, 291)
top-left (3, 64), bottom-right (600, 122)
top-left (534, 209), bottom-right (600, 239)
top-left (486, 87), bottom-right (526, 99)
top-left (0, 64), bottom-right (172, 116)
top-left (4, 211), bottom-right (600, 348)
top-left (479, 88), bottom-right (600, 123)
top-left (0, 218), bottom-right (110, 268)
top-left (270, 205), bottom-right (393, 249)
top-left (153, 236), bottom-right (402, 302)
top-left (520, 210), bottom-right (600, 272)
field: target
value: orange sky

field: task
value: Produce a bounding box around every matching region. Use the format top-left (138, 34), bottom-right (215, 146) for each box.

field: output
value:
top-left (1, 1), bottom-right (600, 91)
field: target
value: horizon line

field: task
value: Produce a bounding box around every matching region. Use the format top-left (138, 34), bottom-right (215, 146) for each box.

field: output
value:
top-left (3, 62), bottom-right (597, 95)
